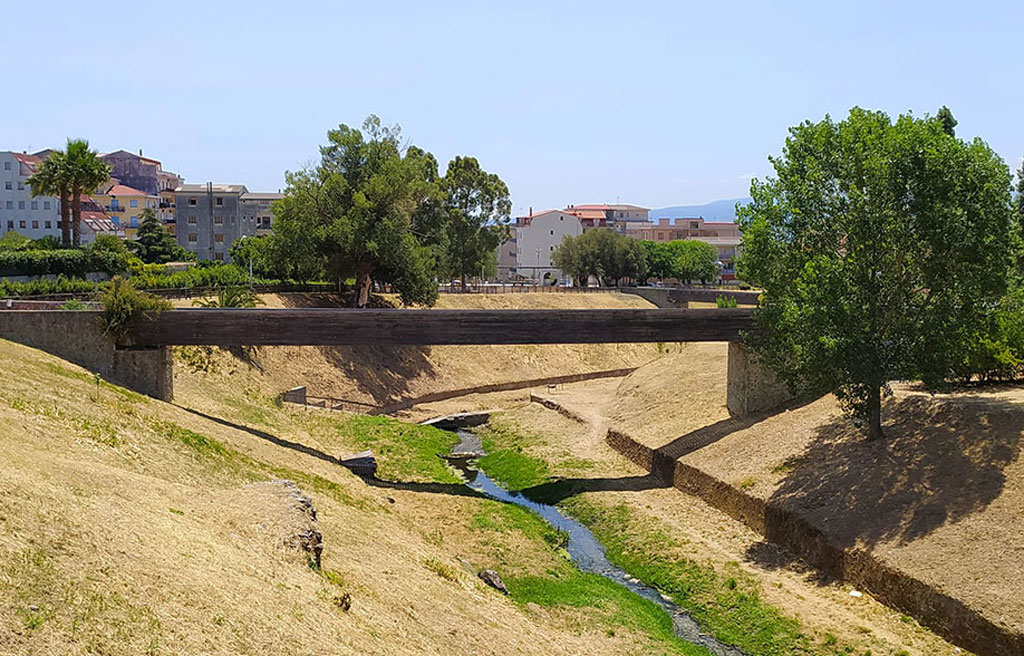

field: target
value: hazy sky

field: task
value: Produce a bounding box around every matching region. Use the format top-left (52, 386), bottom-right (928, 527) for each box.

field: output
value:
top-left (4, 1), bottom-right (1022, 214)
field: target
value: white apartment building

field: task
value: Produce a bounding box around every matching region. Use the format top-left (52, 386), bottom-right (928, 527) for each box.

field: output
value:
top-left (499, 209), bottom-right (582, 282)
top-left (0, 151), bottom-right (60, 240)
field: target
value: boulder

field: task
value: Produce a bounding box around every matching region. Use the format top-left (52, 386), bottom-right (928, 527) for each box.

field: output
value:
top-left (478, 569), bottom-right (509, 595)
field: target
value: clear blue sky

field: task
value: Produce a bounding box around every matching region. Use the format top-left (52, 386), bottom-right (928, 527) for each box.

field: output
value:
top-left (4, 0), bottom-right (1021, 215)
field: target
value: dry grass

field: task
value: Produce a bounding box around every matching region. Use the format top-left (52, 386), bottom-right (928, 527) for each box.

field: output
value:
top-left (0, 337), bottom-right (694, 656)
top-left (170, 292), bottom-right (680, 409)
top-left (489, 385), bottom-right (975, 656)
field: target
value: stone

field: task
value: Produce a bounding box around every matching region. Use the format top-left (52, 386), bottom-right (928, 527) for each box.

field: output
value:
top-left (478, 569), bottom-right (509, 595)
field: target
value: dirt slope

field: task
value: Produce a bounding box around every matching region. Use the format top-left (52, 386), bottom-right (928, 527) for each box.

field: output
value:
top-left (606, 351), bottom-right (1024, 642)
top-left (0, 337), bottom-right (697, 656)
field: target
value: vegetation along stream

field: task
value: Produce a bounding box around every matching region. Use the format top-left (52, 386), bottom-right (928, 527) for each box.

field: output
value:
top-left (443, 426), bottom-right (746, 656)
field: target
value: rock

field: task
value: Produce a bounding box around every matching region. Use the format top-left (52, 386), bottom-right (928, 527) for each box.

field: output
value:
top-left (333, 592), bottom-right (352, 612)
top-left (478, 569), bottom-right (509, 595)
top-left (339, 450), bottom-right (377, 477)
top-left (849, 589), bottom-right (863, 598)
top-left (268, 479), bottom-right (323, 568)
top-left (28, 605), bottom-right (39, 612)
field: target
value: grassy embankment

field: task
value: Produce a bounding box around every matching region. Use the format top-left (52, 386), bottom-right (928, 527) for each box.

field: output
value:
top-left (0, 337), bottom-right (715, 656)
top-left (474, 417), bottom-right (903, 656)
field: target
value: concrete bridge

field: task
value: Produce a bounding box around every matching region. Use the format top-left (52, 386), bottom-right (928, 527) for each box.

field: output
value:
top-left (0, 308), bottom-right (788, 416)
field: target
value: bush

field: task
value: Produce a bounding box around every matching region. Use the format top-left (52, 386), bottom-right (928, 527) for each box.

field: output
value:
top-left (0, 247), bottom-right (132, 277)
top-left (98, 276), bottom-right (172, 340)
top-left (0, 275), bottom-right (100, 297)
top-left (716, 295), bottom-right (739, 308)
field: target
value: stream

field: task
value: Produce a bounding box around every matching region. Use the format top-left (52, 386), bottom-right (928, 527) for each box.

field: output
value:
top-left (444, 427), bottom-right (746, 656)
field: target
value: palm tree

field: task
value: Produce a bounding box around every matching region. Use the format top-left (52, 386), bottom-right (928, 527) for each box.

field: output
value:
top-left (64, 139), bottom-right (112, 247)
top-left (27, 150), bottom-right (72, 247)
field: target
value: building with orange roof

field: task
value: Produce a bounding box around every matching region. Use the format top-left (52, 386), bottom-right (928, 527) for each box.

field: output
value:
top-left (498, 208), bottom-right (582, 282)
top-left (92, 183), bottom-right (160, 239)
top-left (563, 203), bottom-right (649, 232)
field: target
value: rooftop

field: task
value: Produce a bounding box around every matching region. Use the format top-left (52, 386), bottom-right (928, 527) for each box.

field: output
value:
top-left (241, 192), bottom-right (284, 201)
top-left (175, 183), bottom-right (249, 194)
top-left (102, 183), bottom-right (154, 198)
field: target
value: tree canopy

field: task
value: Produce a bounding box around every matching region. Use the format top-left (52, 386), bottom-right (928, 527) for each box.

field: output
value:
top-left (738, 107), bottom-right (1019, 440)
top-left (551, 229), bottom-right (646, 286)
top-left (642, 239), bottom-right (718, 284)
top-left (268, 116), bottom-right (439, 307)
top-left (65, 140), bottom-right (112, 247)
top-left (131, 209), bottom-right (192, 264)
top-left (436, 156), bottom-right (511, 284)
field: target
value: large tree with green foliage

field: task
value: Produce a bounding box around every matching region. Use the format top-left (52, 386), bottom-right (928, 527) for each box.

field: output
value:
top-left (131, 209), bottom-right (192, 264)
top-left (27, 149), bottom-right (72, 247)
top-left (269, 116), bottom-right (438, 307)
top-left (552, 229), bottom-right (646, 286)
top-left (738, 107), bottom-right (1018, 440)
top-left (437, 156), bottom-right (511, 286)
top-left (64, 139), bottom-right (112, 247)
top-left (640, 239), bottom-right (718, 284)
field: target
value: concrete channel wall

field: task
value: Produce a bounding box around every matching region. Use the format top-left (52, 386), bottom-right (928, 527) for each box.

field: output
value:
top-left (0, 311), bottom-right (172, 401)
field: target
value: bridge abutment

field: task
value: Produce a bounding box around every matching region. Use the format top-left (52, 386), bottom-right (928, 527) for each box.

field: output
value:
top-left (726, 342), bottom-right (792, 416)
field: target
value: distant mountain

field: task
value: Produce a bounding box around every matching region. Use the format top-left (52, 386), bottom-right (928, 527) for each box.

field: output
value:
top-left (650, 197), bottom-right (752, 222)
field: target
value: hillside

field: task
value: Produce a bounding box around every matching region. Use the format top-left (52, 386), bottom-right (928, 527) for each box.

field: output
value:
top-left (605, 351), bottom-right (1024, 646)
top-left (0, 336), bottom-right (710, 655)
top-left (172, 291), bottom-right (675, 411)
top-left (650, 198), bottom-right (752, 222)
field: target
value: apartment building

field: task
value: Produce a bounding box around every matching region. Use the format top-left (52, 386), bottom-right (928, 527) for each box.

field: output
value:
top-left (1, 151), bottom-right (60, 240)
top-left (625, 217), bottom-right (742, 279)
top-left (174, 183), bottom-right (282, 261)
top-left (102, 150), bottom-right (183, 196)
top-left (92, 184), bottom-right (159, 239)
top-left (564, 203), bottom-right (649, 233)
top-left (498, 209), bottom-right (582, 282)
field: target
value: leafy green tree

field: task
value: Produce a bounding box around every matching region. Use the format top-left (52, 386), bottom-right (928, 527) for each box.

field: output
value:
top-left (437, 156), bottom-right (511, 286)
top-left (738, 107), bottom-right (1017, 440)
top-left (269, 116), bottom-right (439, 307)
top-left (0, 231), bottom-right (31, 251)
top-left (641, 240), bottom-right (676, 281)
top-left (551, 229), bottom-right (645, 286)
top-left (229, 235), bottom-right (278, 279)
top-left (64, 139), bottom-right (112, 247)
top-left (673, 240), bottom-right (718, 284)
top-left (132, 209), bottom-right (191, 264)
top-left (27, 149), bottom-right (72, 247)
top-left (1016, 159), bottom-right (1024, 253)
top-left (936, 105), bottom-right (958, 136)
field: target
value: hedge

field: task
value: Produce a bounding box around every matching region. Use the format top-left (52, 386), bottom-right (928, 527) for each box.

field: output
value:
top-left (0, 249), bottom-right (133, 277)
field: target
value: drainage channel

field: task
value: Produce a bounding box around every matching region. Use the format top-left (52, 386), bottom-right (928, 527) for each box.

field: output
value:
top-left (443, 426), bottom-right (747, 656)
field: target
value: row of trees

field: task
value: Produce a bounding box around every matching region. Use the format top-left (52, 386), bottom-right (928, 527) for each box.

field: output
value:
top-left (27, 139), bottom-right (111, 247)
top-left (551, 229), bottom-right (720, 287)
top-left (739, 106), bottom-right (1024, 440)
top-left (244, 116), bottom-right (511, 307)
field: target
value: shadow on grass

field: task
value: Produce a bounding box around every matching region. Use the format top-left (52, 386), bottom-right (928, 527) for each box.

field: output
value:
top-left (521, 474), bottom-right (671, 505)
top-left (748, 392), bottom-right (1024, 571)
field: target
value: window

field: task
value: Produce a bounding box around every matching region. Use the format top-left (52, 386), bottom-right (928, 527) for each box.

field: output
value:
top-left (17, 182), bottom-right (24, 190)
top-left (188, 197), bottom-right (196, 206)
top-left (3, 181), bottom-right (9, 190)
top-left (130, 199), bottom-right (138, 208)
top-left (44, 221), bottom-right (51, 229)
top-left (3, 161), bottom-right (9, 170)
top-left (188, 233), bottom-right (198, 243)
top-left (19, 220), bottom-right (26, 229)
top-left (43, 201), bottom-right (50, 210)
top-left (30, 201), bottom-right (37, 210)
top-left (213, 252), bottom-right (224, 261)
top-left (690, 221), bottom-right (699, 229)
top-left (18, 201), bottom-right (25, 210)
top-left (32, 220), bottom-right (38, 229)
top-left (5, 221), bottom-right (12, 230)
top-left (214, 233), bottom-right (224, 243)
top-left (214, 215), bottom-right (223, 225)
top-left (187, 215), bottom-right (197, 225)
top-left (215, 197), bottom-right (223, 207)
top-left (4, 201), bottom-right (10, 209)
top-left (550, 230), bottom-right (554, 235)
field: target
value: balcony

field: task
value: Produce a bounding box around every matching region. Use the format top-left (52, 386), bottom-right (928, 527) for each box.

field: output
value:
top-left (105, 206), bottom-right (125, 213)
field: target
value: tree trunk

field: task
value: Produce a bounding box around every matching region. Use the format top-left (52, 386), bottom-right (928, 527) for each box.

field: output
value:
top-left (866, 384), bottom-right (884, 441)
top-left (59, 191), bottom-right (71, 247)
top-left (71, 190), bottom-right (82, 247)
top-left (354, 271), bottom-right (372, 308)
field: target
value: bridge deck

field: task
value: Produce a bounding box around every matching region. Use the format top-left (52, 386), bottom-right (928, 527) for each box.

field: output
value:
top-left (125, 308), bottom-right (754, 346)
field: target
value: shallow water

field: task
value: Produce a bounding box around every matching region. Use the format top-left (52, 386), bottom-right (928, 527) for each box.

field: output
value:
top-left (446, 428), bottom-right (746, 656)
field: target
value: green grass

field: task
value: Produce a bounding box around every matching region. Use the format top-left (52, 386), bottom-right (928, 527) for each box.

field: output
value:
top-left (509, 567), bottom-right (711, 656)
top-left (43, 363), bottom-right (147, 403)
top-left (477, 421), bottom-right (550, 489)
top-left (477, 420), bottom-right (856, 656)
top-left (342, 415), bottom-right (460, 484)
top-left (471, 501), bottom-right (567, 550)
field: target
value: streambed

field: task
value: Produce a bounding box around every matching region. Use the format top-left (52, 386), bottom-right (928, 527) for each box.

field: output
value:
top-left (444, 427), bottom-right (746, 656)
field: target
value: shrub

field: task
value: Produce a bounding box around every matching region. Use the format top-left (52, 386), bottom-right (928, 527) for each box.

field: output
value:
top-left (716, 295), bottom-right (739, 308)
top-left (0, 247), bottom-right (132, 277)
top-left (192, 286), bottom-right (263, 308)
top-left (98, 276), bottom-right (172, 340)
top-left (59, 299), bottom-right (89, 310)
